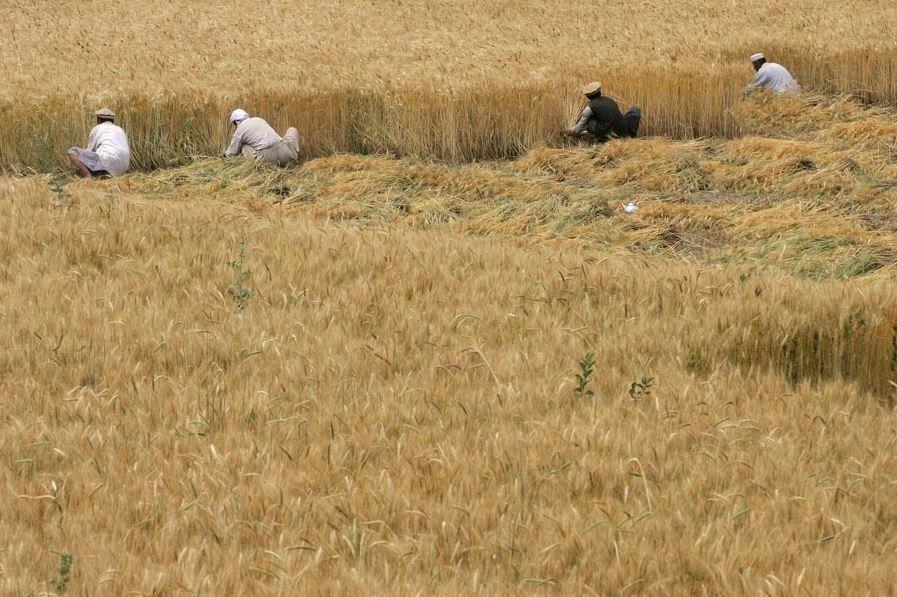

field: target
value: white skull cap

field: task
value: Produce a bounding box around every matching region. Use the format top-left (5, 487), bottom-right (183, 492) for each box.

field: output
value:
top-left (229, 109), bottom-right (250, 124)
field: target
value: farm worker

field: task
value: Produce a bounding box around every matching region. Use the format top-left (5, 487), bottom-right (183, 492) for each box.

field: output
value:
top-left (746, 53), bottom-right (801, 94)
top-left (224, 109), bottom-right (300, 165)
top-left (67, 108), bottom-right (131, 178)
top-left (567, 82), bottom-right (641, 141)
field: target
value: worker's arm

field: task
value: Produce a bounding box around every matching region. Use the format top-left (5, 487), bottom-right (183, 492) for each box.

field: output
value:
top-left (224, 128), bottom-right (244, 157)
top-left (86, 127), bottom-right (99, 152)
top-left (748, 68), bottom-right (773, 90)
top-left (569, 106), bottom-right (593, 135)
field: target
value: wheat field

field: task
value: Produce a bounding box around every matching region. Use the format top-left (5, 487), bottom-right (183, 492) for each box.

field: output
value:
top-left (3, 0), bottom-right (897, 594)
top-left (4, 0), bottom-right (897, 95)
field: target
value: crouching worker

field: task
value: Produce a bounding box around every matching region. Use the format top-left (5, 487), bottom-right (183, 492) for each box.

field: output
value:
top-left (67, 108), bottom-right (130, 178)
top-left (567, 81), bottom-right (641, 142)
top-left (224, 109), bottom-right (300, 165)
top-left (746, 53), bottom-right (801, 95)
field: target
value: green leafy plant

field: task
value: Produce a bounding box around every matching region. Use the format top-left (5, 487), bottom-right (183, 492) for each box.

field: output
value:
top-left (50, 552), bottom-right (73, 594)
top-left (628, 377), bottom-right (653, 401)
top-left (573, 352), bottom-right (596, 399)
top-left (227, 241), bottom-right (254, 312)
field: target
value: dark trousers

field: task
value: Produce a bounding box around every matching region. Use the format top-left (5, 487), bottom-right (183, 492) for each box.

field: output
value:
top-left (587, 107), bottom-right (642, 142)
top-left (621, 107), bottom-right (641, 138)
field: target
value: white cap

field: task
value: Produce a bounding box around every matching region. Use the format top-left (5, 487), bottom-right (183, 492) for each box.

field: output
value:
top-left (229, 108), bottom-right (250, 124)
top-left (749, 53), bottom-right (765, 63)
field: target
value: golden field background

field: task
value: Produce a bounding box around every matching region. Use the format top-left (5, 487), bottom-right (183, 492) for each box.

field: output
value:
top-left (3, 0), bottom-right (897, 95)
top-left (2, 0), bottom-right (897, 594)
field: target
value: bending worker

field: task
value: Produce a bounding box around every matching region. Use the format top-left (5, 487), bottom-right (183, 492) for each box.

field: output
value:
top-left (224, 109), bottom-right (300, 165)
top-left (567, 81), bottom-right (641, 141)
top-left (67, 108), bottom-right (131, 178)
top-left (747, 53), bottom-right (800, 94)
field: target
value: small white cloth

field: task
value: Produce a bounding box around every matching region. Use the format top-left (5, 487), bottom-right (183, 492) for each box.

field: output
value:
top-left (750, 62), bottom-right (801, 94)
top-left (86, 122), bottom-right (131, 176)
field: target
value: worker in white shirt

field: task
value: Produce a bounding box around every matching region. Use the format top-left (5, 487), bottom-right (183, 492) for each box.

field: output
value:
top-left (747, 53), bottom-right (801, 95)
top-left (224, 109), bottom-right (300, 165)
top-left (67, 108), bottom-right (131, 178)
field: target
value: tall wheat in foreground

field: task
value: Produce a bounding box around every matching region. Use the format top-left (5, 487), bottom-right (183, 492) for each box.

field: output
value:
top-left (1, 178), bottom-right (896, 593)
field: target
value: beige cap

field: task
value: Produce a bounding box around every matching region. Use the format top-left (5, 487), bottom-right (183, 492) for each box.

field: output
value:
top-left (582, 81), bottom-right (602, 96)
top-left (95, 107), bottom-right (116, 119)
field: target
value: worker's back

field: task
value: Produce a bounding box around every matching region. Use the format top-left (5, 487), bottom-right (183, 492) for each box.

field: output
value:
top-left (87, 122), bottom-right (130, 176)
top-left (234, 117), bottom-right (283, 151)
top-left (587, 96), bottom-right (628, 138)
top-left (755, 62), bottom-right (801, 94)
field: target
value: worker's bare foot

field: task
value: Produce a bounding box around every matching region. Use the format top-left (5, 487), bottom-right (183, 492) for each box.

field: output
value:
top-left (67, 154), bottom-right (92, 178)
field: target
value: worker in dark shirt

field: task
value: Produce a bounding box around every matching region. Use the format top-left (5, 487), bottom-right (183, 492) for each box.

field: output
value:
top-left (567, 81), bottom-right (641, 141)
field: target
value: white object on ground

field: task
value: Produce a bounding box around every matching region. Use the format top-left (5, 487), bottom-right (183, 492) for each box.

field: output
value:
top-left (623, 201), bottom-right (639, 214)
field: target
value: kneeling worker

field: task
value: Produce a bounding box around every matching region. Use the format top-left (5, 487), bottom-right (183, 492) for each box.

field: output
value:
top-left (224, 109), bottom-right (300, 165)
top-left (567, 82), bottom-right (641, 141)
top-left (747, 53), bottom-right (800, 94)
top-left (67, 108), bottom-right (130, 178)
